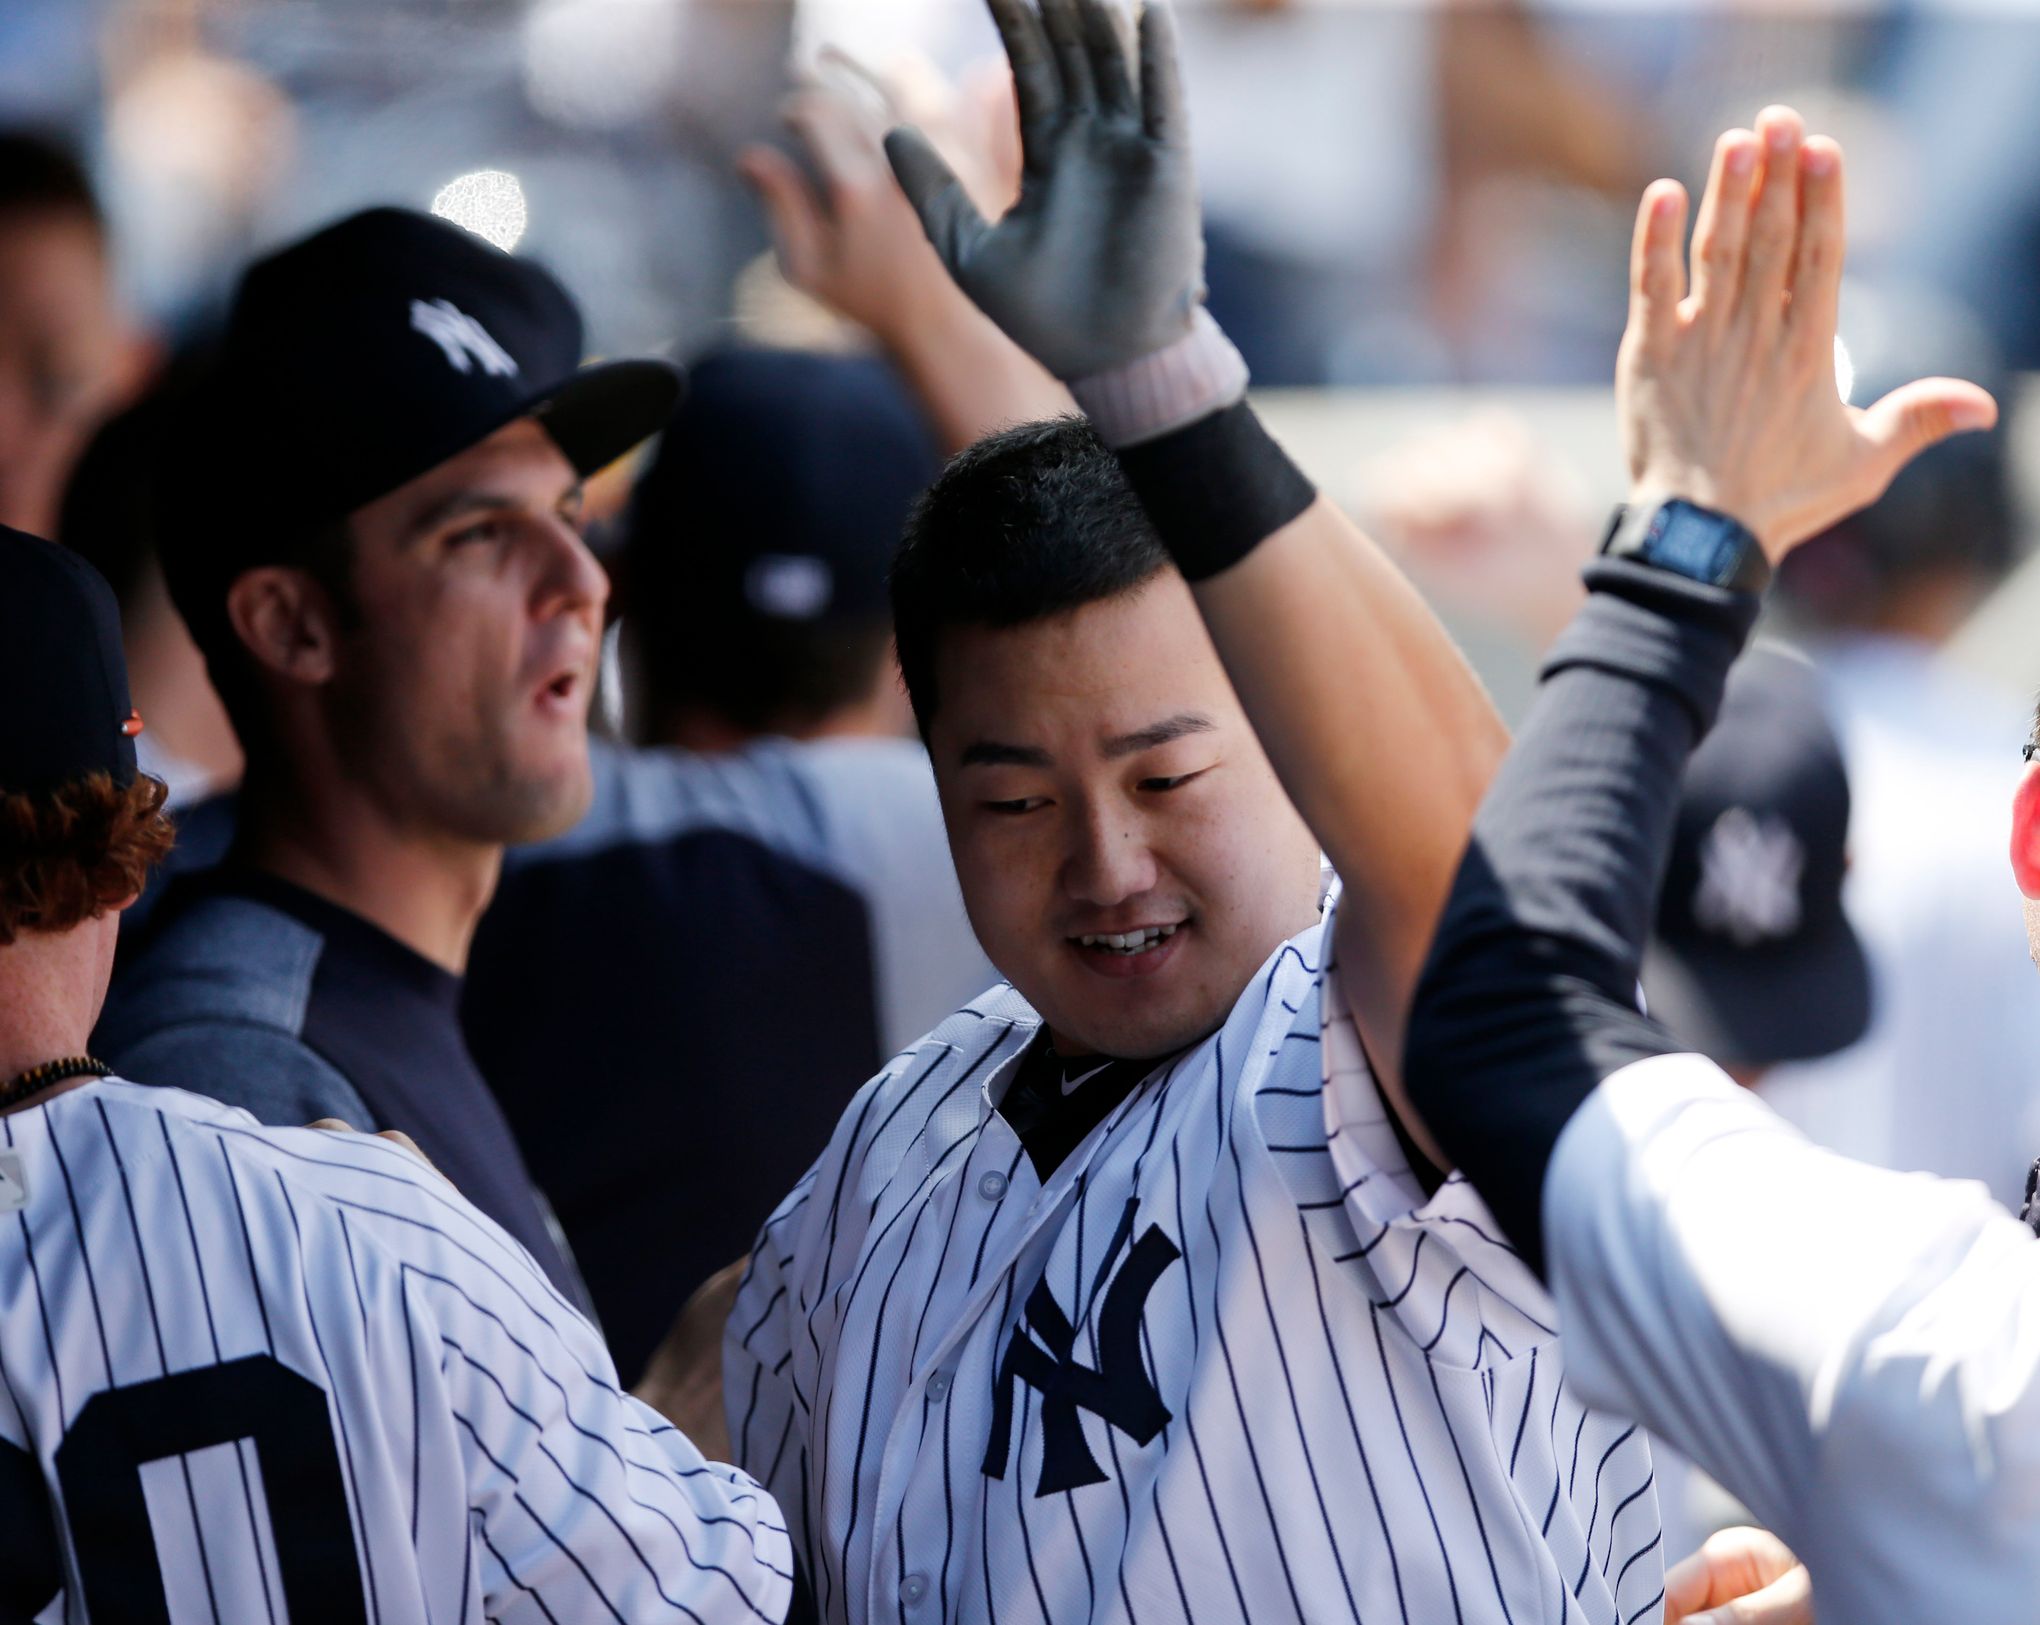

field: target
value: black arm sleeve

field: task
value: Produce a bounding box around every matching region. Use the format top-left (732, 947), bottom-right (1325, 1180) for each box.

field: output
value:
top-left (1402, 557), bottom-right (1761, 1276)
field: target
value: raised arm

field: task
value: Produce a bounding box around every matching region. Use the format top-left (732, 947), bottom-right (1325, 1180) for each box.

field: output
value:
top-left (1399, 111), bottom-right (2040, 1624)
top-left (741, 58), bottom-right (1072, 455)
top-left (886, 0), bottom-right (1505, 1121)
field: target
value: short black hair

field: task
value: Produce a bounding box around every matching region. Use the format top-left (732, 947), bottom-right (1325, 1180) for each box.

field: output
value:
top-left (0, 129), bottom-right (102, 233)
top-left (890, 417), bottom-right (1172, 735)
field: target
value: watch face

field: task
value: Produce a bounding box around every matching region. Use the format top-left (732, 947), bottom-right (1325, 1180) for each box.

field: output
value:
top-left (1649, 505), bottom-right (1739, 584)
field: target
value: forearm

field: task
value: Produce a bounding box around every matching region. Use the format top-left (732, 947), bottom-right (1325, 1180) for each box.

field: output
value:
top-left (879, 289), bottom-right (1074, 457)
top-left (1402, 559), bottom-right (1758, 1268)
top-left (1189, 490), bottom-right (1508, 1085)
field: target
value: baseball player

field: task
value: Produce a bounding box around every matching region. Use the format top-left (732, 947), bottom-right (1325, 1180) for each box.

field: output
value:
top-left (0, 522), bottom-right (795, 1620)
top-left (726, 4), bottom-right (1664, 1621)
top-left (1388, 114), bottom-right (2028, 1621)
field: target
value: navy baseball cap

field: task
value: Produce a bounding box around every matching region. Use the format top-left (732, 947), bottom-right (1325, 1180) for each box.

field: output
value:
top-left (0, 526), bottom-right (140, 795)
top-left (1644, 647), bottom-right (1871, 1068)
top-left (623, 349), bottom-right (939, 627)
top-left (158, 207), bottom-right (680, 646)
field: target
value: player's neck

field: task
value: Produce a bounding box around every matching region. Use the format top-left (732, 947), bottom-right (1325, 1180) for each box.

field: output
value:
top-left (236, 770), bottom-right (501, 977)
top-left (0, 918), bottom-right (116, 1091)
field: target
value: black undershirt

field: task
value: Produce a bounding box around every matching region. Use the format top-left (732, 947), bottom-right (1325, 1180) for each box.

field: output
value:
top-left (999, 1038), bottom-right (1168, 1180)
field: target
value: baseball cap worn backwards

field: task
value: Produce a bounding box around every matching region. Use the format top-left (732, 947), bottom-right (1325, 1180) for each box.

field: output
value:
top-left (158, 207), bottom-right (680, 640)
top-left (625, 349), bottom-right (939, 627)
top-left (0, 527), bottom-right (140, 795)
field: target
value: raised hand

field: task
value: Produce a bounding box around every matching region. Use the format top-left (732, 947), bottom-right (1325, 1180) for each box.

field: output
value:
top-left (1619, 106), bottom-right (1996, 560)
top-left (884, 0), bottom-right (1204, 382)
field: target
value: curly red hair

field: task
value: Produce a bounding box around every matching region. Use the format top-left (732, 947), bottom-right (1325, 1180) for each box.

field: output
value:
top-left (0, 773), bottom-right (175, 946)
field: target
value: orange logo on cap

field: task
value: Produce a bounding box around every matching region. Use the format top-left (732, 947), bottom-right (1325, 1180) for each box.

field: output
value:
top-left (121, 710), bottom-right (145, 738)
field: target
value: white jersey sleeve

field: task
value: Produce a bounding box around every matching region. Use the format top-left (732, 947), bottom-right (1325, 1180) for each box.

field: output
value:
top-left (0, 1081), bottom-right (792, 1625)
top-left (1544, 1051), bottom-right (2040, 1623)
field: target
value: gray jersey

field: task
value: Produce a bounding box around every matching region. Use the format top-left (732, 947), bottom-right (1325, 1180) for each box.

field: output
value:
top-left (727, 893), bottom-right (1662, 1624)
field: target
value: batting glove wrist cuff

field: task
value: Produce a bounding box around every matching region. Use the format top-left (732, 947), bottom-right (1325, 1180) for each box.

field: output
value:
top-left (1069, 310), bottom-right (1251, 450)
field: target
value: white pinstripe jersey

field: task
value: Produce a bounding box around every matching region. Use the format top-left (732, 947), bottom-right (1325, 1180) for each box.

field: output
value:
top-left (0, 1078), bottom-right (792, 1624)
top-left (727, 898), bottom-right (1665, 1625)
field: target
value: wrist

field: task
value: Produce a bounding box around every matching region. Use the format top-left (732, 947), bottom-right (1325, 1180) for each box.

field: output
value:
top-left (1069, 310), bottom-right (1250, 449)
top-left (1602, 495), bottom-right (1770, 595)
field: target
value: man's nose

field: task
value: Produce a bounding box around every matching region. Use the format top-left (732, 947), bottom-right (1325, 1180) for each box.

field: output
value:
top-left (1063, 801), bottom-right (1161, 910)
top-left (533, 516), bottom-right (611, 622)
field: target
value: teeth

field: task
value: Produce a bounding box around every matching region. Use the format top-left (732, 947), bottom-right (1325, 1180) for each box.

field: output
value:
top-left (1076, 924), bottom-right (1179, 953)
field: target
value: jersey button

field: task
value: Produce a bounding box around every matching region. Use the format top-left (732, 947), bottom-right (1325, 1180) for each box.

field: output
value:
top-left (926, 1370), bottom-right (952, 1402)
top-left (977, 1171), bottom-right (1009, 1203)
top-left (901, 1573), bottom-right (930, 1607)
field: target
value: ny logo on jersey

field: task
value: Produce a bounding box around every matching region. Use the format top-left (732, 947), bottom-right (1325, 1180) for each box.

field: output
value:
top-left (983, 1203), bottom-right (1179, 1496)
top-left (409, 297), bottom-right (520, 378)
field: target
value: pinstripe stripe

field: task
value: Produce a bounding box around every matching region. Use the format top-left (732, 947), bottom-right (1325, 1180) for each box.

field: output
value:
top-left (0, 1081), bottom-right (791, 1623)
top-left (729, 900), bottom-right (1661, 1622)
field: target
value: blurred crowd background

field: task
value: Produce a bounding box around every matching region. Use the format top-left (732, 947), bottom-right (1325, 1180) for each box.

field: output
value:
top-left (14, 0), bottom-right (2040, 378)
top-left (12, 0), bottom-right (2040, 1561)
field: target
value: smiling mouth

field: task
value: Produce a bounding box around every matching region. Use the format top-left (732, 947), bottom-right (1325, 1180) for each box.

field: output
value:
top-left (1073, 924), bottom-right (1180, 956)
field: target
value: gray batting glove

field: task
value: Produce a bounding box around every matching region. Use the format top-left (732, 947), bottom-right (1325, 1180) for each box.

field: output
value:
top-left (884, 0), bottom-right (1204, 384)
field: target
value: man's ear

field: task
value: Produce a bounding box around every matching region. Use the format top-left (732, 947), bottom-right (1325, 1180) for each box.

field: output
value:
top-left (223, 567), bottom-right (342, 688)
top-left (2010, 764), bottom-right (2040, 899)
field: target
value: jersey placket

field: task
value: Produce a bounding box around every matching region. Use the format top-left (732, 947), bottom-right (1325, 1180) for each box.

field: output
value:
top-left (863, 1050), bottom-right (1116, 1624)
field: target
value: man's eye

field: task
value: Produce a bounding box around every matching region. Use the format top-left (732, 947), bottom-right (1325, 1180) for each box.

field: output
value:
top-left (448, 519), bottom-right (507, 547)
top-left (985, 797), bottom-right (1049, 816)
top-left (1139, 771), bottom-right (1205, 793)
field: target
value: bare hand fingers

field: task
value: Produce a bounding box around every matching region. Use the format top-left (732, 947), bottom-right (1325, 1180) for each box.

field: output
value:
top-left (985, 0), bottom-right (1063, 152)
top-left (1785, 137), bottom-right (1844, 359)
top-left (1666, 1528), bottom-right (1800, 1619)
top-left (737, 144), bottom-right (827, 286)
top-left (1687, 128), bottom-right (1758, 325)
top-left (1627, 178), bottom-right (1688, 353)
top-left (1684, 1564), bottom-right (1813, 1625)
top-left (307, 1119), bottom-right (356, 1135)
top-left (1139, 2), bottom-right (1189, 145)
top-left (784, 89), bottom-right (887, 196)
top-left (1740, 106), bottom-right (1806, 323)
top-left (1855, 375), bottom-right (1999, 494)
top-left (1039, 0), bottom-right (1098, 113)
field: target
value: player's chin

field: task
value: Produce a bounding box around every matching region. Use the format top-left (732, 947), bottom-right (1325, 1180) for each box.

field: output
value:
top-left (490, 747), bottom-right (594, 844)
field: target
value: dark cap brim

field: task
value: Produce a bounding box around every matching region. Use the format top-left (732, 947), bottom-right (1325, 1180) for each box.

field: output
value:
top-left (1643, 921), bottom-right (1873, 1069)
top-left (525, 357), bottom-right (683, 478)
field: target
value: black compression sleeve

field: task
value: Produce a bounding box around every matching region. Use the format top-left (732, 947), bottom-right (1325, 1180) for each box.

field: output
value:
top-left (1401, 558), bottom-right (1761, 1276)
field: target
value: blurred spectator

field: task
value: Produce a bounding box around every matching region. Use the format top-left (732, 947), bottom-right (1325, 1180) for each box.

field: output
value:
top-left (1761, 285), bottom-right (2040, 1211)
top-left (0, 129), bottom-right (145, 538)
top-left (57, 367), bottom-right (240, 805)
top-left (1646, 648), bottom-right (1871, 1085)
top-left (464, 350), bottom-right (996, 1384)
top-left (621, 348), bottom-right (930, 746)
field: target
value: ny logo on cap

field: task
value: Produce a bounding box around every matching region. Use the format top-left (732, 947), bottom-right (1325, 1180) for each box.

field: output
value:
top-left (1694, 806), bottom-right (1804, 946)
top-left (410, 298), bottom-right (519, 378)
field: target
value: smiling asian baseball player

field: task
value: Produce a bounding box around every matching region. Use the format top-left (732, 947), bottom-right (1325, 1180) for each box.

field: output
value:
top-left (722, 4), bottom-right (1669, 1621)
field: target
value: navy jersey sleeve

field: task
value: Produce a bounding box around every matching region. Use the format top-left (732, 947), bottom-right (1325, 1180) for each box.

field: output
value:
top-left (1402, 557), bottom-right (1760, 1273)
